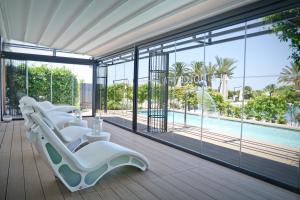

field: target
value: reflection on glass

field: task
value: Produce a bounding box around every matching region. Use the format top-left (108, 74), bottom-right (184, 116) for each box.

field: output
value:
top-left (101, 54), bottom-right (134, 129)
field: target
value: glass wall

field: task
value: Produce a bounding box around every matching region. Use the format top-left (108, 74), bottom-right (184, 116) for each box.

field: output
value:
top-left (240, 16), bottom-right (300, 186)
top-left (100, 50), bottom-right (134, 129)
top-left (2, 60), bottom-right (93, 118)
top-left (2, 59), bottom-right (27, 118)
top-left (137, 54), bottom-right (149, 132)
top-left (120, 7), bottom-right (299, 189)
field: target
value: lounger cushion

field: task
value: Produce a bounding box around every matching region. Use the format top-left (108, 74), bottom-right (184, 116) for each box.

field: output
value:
top-left (39, 101), bottom-right (77, 113)
top-left (60, 126), bottom-right (90, 142)
top-left (47, 111), bottom-right (74, 129)
top-left (74, 141), bottom-right (136, 169)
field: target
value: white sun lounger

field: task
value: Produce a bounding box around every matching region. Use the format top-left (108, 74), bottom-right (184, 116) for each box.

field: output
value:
top-left (19, 96), bottom-right (89, 151)
top-left (38, 100), bottom-right (78, 113)
top-left (19, 96), bottom-right (75, 129)
top-left (29, 110), bottom-right (149, 192)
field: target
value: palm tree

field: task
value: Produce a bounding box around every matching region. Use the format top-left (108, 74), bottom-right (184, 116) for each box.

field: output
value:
top-left (215, 56), bottom-right (236, 91)
top-left (170, 62), bottom-right (190, 87)
top-left (191, 61), bottom-right (204, 86)
top-left (205, 62), bottom-right (216, 87)
top-left (264, 84), bottom-right (276, 97)
top-left (278, 63), bottom-right (300, 90)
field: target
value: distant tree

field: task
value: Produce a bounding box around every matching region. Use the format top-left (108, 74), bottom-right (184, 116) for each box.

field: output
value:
top-left (138, 84), bottom-right (148, 108)
top-left (264, 84), bottom-right (277, 97)
top-left (264, 8), bottom-right (300, 65)
top-left (107, 83), bottom-right (132, 110)
top-left (245, 95), bottom-right (287, 123)
top-left (191, 61), bottom-right (204, 86)
top-left (215, 56), bottom-right (236, 91)
top-left (244, 86), bottom-right (253, 99)
top-left (276, 85), bottom-right (300, 106)
top-left (278, 62), bottom-right (300, 90)
top-left (205, 62), bottom-right (216, 87)
top-left (170, 62), bottom-right (190, 86)
top-left (207, 88), bottom-right (227, 115)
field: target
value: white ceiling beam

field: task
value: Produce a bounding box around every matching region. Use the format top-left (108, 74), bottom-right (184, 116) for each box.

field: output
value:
top-left (41, 0), bottom-right (93, 47)
top-left (35, 0), bottom-right (62, 44)
top-left (0, 0), bottom-right (8, 39)
top-left (88, 0), bottom-right (255, 56)
top-left (64, 0), bottom-right (154, 51)
top-left (81, 0), bottom-right (200, 54)
top-left (54, 0), bottom-right (127, 49)
top-left (72, 0), bottom-right (163, 52)
top-left (23, 0), bottom-right (32, 41)
top-left (5, 0), bottom-right (31, 41)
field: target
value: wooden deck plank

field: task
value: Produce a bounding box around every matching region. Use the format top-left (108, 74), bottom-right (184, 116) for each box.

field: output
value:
top-left (0, 122), bottom-right (7, 148)
top-left (57, 180), bottom-right (83, 200)
top-left (160, 174), bottom-right (215, 200)
top-left (6, 121), bottom-right (26, 200)
top-left (79, 188), bottom-right (102, 200)
top-left (195, 160), bottom-right (300, 200)
top-left (104, 171), bottom-right (141, 200)
top-left (0, 122), bottom-right (11, 200)
top-left (106, 123), bottom-right (198, 170)
top-left (32, 145), bottom-right (65, 200)
top-left (21, 122), bottom-right (46, 200)
top-left (2, 120), bottom-right (299, 200)
top-left (113, 167), bottom-right (160, 200)
top-left (108, 127), bottom-right (191, 176)
top-left (93, 176), bottom-right (122, 200)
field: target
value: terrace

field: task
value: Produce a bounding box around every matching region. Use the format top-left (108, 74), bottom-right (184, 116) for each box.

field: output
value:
top-left (1, 120), bottom-right (299, 200)
top-left (1, 0), bottom-right (300, 199)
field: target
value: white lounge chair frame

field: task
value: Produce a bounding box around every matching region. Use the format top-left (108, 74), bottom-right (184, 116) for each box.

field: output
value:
top-left (19, 96), bottom-right (77, 129)
top-left (29, 110), bottom-right (149, 192)
top-left (38, 100), bottom-right (79, 113)
top-left (19, 96), bottom-right (88, 151)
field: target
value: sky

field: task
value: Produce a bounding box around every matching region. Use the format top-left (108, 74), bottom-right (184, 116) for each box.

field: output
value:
top-left (107, 32), bottom-right (292, 91)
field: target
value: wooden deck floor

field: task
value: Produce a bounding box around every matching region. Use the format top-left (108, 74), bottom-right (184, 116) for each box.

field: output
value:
top-left (0, 120), bottom-right (299, 200)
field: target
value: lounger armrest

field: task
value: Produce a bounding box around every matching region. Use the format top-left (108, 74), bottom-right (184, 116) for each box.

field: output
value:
top-left (46, 105), bottom-right (78, 113)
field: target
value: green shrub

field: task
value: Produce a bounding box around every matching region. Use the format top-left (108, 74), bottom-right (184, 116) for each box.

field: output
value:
top-left (6, 64), bottom-right (78, 106)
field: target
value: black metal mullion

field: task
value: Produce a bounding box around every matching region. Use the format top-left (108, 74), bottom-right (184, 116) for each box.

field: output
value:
top-left (0, 35), bottom-right (2, 121)
top-left (132, 46), bottom-right (139, 131)
top-left (0, 51), bottom-right (93, 65)
top-left (92, 61), bottom-right (98, 117)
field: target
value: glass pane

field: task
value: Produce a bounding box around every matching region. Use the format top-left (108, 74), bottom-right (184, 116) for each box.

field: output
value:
top-left (202, 29), bottom-right (245, 165)
top-left (3, 59), bottom-right (27, 118)
top-left (137, 56), bottom-right (149, 133)
top-left (241, 11), bottom-right (300, 187)
top-left (28, 63), bottom-right (51, 101)
top-left (102, 54), bottom-right (134, 130)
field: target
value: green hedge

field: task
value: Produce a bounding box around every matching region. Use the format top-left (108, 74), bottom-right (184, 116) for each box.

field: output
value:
top-left (6, 64), bottom-right (78, 106)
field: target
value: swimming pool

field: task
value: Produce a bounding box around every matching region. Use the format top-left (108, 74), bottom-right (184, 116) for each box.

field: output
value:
top-left (138, 111), bottom-right (300, 149)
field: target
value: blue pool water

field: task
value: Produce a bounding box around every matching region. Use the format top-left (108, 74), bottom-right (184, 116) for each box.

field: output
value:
top-left (139, 111), bottom-right (300, 149)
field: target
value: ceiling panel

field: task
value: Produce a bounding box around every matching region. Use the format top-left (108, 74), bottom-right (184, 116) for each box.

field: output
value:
top-left (88, 0), bottom-right (254, 56)
top-left (51, 0), bottom-right (122, 49)
top-left (64, 0), bottom-right (155, 51)
top-left (25, 0), bottom-right (60, 43)
top-left (3, 0), bottom-right (31, 41)
top-left (80, 0), bottom-right (201, 54)
top-left (38, 0), bottom-right (92, 46)
top-left (0, 0), bottom-right (257, 57)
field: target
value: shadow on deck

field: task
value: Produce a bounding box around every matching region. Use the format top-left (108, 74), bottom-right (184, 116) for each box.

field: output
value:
top-left (102, 116), bottom-right (300, 188)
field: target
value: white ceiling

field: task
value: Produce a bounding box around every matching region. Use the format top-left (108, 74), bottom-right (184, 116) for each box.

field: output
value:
top-left (0, 0), bottom-right (257, 57)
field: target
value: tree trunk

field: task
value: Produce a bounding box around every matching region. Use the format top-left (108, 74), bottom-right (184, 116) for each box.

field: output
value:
top-left (218, 76), bottom-right (222, 92)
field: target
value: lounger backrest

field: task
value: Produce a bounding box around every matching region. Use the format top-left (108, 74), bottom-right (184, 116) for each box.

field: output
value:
top-left (29, 111), bottom-right (88, 191)
top-left (20, 97), bottom-right (72, 145)
top-left (32, 105), bottom-right (69, 142)
top-left (38, 101), bottom-right (53, 111)
top-left (30, 111), bottom-right (83, 169)
top-left (19, 96), bottom-right (39, 139)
